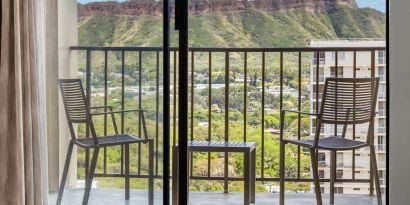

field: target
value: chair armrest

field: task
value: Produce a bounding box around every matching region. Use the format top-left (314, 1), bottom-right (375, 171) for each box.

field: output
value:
top-left (90, 108), bottom-right (144, 116)
top-left (279, 110), bottom-right (318, 142)
top-left (89, 106), bottom-right (113, 110)
top-left (90, 108), bottom-right (150, 142)
top-left (281, 109), bottom-right (319, 116)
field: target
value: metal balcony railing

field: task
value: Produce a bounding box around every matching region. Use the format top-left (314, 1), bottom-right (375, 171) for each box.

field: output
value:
top-left (378, 110), bottom-right (386, 117)
top-left (379, 92), bottom-right (387, 99)
top-left (378, 57), bottom-right (386, 65)
top-left (378, 144), bottom-right (386, 151)
top-left (70, 46), bottom-right (387, 190)
top-left (378, 127), bottom-right (387, 134)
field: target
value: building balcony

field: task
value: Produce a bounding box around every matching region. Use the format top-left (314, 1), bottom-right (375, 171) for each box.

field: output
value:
top-left (378, 144), bottom-right (387, 151)
top-left (54, 45), bottom-right (386, 204)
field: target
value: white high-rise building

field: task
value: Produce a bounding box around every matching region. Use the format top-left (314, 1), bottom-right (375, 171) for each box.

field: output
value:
top-left (310, 39), bottom-right (386, 194)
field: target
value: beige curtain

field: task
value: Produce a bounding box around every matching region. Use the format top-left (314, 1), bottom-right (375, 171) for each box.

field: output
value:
top-left (0, 0), bottom-right (48, 204)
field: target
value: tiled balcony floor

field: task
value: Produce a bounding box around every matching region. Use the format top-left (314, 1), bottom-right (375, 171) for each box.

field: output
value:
top-left (49, 188), bottom-right (383, 205)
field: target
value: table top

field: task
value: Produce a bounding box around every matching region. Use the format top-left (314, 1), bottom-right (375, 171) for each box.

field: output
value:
top-left (174, 141), bottom-right (256, 152)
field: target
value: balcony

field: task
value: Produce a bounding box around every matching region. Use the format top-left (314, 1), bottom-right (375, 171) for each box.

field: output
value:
top-left (378, 91), bottom-right (387, 100)
top-left (378, 144), bottom-right (387, 151)
top-left (61, 46), bottom-right (386, 204)
top-left (378, 110), bottom-right (386, 117)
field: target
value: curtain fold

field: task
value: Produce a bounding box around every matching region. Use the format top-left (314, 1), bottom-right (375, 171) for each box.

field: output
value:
top-left (0, 0), bottom-right (48, 204)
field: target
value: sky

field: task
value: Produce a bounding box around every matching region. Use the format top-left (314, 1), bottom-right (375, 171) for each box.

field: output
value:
top-left (356, 0), bottom-right (386, 12)
top-left (78, 0), bottom-right (386, 12)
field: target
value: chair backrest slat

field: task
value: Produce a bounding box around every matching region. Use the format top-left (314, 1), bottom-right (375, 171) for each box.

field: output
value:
top-left (320, 78), bottom-right (379, 125)
top-left (59, 79), bottom-right (100, 145)
top-left (313, 77), bottom-right (379, 147)
top-left (59, 79), bottom-right (89, 123)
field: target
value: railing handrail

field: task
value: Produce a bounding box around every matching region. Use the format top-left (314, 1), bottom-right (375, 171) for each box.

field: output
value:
top-left (70, 46), bottom-right (386, 52)
top-left (311, 38), bottom-right (386, 42)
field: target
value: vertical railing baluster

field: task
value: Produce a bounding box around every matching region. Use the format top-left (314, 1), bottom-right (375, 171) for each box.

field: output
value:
top-left (279, 51), bottom-right (283, 179)
top-left (208, 51), bottom-right (212, 178)
top-left (85, 49), bottom-right (92, 178)
top-left (190, 51), bottom-right (194, 177)
top-left (244, 52), bottom-right (247, 143)
top-left (297, 51), bottom-right (302, 179)
top-left (104, 50), bottom-right (108, 174)
top-left (370, 50), bottom-right (376, 195)
top-left (352, 51), bottom-right (357, 180)
top-left (332, 50), bottom-right (338, 201)
top-left (156, 51), bottom-right (160, 176)
top-left (261, 52), bottom-right (266, 179)
top-left (224, 51), bottom-right (229, 193)
top-left (121, 50), bottom-right (125, 175)
top-left (330, 50), bottom-right (344, 199)
top-left (138, 51), bottom-right (142, 175)
top-left (335, 51), bottom-right (338, 138)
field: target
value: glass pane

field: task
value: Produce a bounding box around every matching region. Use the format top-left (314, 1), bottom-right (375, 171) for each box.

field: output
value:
top-left (184, 0), bottom-right (388, 203)
top-left (53, 0), bottom-right (168, 204)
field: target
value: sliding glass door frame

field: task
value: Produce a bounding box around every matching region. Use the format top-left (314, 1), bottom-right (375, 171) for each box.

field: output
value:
top-left (163, 0), bottom-right (171, 204)
top-left (169, 1), bottom-right (391, 205)
top-left (175, 1), bottom-right (189, 205)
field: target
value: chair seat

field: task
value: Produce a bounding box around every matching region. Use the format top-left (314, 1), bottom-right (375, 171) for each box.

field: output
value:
top-left (75, 134), bottom-right (148, 147)
top-left (284, 137), bottom-right (368, 150)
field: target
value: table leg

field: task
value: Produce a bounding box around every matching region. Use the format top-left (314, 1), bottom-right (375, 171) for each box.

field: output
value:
top-left (244, 151), bottom-right (250, 205)
top-left (172, 147), bottom-right (179, 205)
top-left (188, 151), bottom-right (191, 203)
top-left (148, 141), bottom-right (154, 205)
top-left (251, 149), bottom-right (256, 203)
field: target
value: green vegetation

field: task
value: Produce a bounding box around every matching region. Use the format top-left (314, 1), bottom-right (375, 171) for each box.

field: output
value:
top-left (78, 6), bottom-right (385, 47)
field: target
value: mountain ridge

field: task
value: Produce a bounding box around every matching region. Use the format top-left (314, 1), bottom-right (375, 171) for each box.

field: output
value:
top-left (77, 0), bottom-right (385, 47)
top-left (78, 0), bottom-right (358, 17)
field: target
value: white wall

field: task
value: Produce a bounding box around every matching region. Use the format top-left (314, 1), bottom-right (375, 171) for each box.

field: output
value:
top-left (46, 0), bottom-right (78, 192)
top-left (389, 1), bottom-right (410, 204)
top-left (58, 0), bottom-right (79, 189)
top-left (45, 0), bottom-right (59, 192)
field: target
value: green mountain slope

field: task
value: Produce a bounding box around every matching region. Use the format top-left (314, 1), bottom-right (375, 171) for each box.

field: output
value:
top-left (78, 5), bottom-right (385, 47)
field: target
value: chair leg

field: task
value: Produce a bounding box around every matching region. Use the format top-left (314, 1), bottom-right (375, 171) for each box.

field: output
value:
top-left (279, 141), bottom-right (285, 205)
top-left (310, 148), bottom-right (323, 205)
top-left (370, 146), bottom-right (383, 205)
top-left (370, 151), bottom-right (375, 196)
top-left (330, 150), bottom-right (336, 204)
top-left (56, 142), bottom-right (74, 205)
top-left (82, 147), bottom-right (99, 205)
top-left (125, 144), bottom-right (130, 200)
top-left (148, 140), bottom-right (154, 205)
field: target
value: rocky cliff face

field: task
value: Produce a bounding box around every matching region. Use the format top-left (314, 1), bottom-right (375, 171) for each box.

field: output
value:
top-left (78, 0), bottom-right (358, 17)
